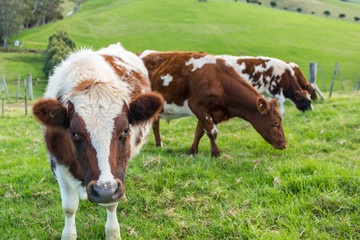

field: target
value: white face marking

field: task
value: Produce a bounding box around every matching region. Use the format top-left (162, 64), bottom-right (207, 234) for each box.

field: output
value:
top-left (159, 100), bottom-right (196, 119)
top-left (186, 55), bottom-right (219, 72)
top-left (160, 74), bottom-right (173, 86)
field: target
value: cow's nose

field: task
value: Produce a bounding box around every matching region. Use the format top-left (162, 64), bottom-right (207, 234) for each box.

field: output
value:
top-left (88, 179), bottom-right (123, 203)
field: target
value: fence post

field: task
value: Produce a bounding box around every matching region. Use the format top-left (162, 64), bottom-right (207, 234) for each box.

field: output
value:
top-left (320, 66), bottom-right (326, 92)
top-left (329, 62), bottom-right (338, 98)
top-left (27, 73), bottom-right (33, 100)
top-left (357, 76), bottom-right (360, 91)
top-left (309, 62), bottom-right (317, 84)
top-left (16, 75), bottom-right (20, 102)
top-left (2, 74), bottom-right (10, 102)
top-left (1, 81), bottom-right (3, 115)
top-left (337, 64), bottom-right (344, 91)
top-left (24, 79), bottom-right (27, 116)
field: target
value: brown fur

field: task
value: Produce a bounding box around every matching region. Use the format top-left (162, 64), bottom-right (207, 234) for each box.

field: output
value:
top-left (141, 51), bottom-right (287, 157)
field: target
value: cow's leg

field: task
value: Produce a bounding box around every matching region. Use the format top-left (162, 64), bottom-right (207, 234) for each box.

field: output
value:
top-left (105, 203), bottom-right (121, 240)
top-left (275, 91), bottom-right (286, 116)
top-left (189, 121), bottom-right (205, 155)
top-left (152, 117), bottom-right (162, 147)
top-left (189, 105), bottom-right (220, 157)
top-left (57, 175), bottom-right (79, 240)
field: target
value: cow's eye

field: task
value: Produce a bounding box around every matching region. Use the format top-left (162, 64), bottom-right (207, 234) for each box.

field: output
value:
top-left (274, 120), bottom-right (280, 127)
top-left (70, 130), bottom-right (80, 141)
top-left (122, 127), bottom-right (129, 137)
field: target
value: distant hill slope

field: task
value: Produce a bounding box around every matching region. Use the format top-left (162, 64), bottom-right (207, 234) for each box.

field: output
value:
top-left (9, 0), bottom-right (360, 89)
top-left (233, 0), bottom-right (360, 22)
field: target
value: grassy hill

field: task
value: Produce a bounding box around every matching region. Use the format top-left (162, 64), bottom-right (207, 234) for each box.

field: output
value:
top-left (5, 0), bottom-right (359, 91)
top-left (240, 0), bottom-right (360, 22)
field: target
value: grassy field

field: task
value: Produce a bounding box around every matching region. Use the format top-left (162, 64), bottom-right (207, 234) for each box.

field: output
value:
top-left (1, 0), bottom-right (360, 239)
top-left (3, 0), bottom-right (359, 90)
top-left (1, 92), bottom-right (360, 239)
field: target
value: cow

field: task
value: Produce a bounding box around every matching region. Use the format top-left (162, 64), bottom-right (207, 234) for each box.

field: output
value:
top-left (32, 43), bottom-right (163, 240)
top-left (139, 50), bottom-right (287, 157)
top-left (287, 61), bottom-right (317, 100)
top-left (218, 55), bottom-right (313, 116)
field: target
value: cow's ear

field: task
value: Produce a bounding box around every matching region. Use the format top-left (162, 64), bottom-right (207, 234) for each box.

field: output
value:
top-left (129, 92), bottom-right (164, 125)
top-left (256, 97), bottom-right (269, 115)
top-left (32, 98), bottom-right (69, 129)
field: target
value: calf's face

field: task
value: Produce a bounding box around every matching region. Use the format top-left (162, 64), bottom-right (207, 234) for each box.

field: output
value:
top-left (33, 92), bottom-right (163, 204)
top-left (252, 98), bottom-right (287, 150)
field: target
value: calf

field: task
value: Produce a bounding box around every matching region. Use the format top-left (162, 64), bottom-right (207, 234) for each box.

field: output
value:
top-left (287, 61), bottom-right (317, 99)
top-left (33, 43), bottom-right (163, 240)
top-left (139, 50), bottom-right (287, 157)
top-left (219, 55), bottom-right (313, 115)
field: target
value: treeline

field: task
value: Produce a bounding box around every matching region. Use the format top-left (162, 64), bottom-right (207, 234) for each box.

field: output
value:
top-left (0, 0), bottom-right (77, 48)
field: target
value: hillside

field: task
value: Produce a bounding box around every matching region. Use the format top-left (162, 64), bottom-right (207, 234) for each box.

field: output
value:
top-left (235, 0), bottom-right (360, 22)
top-left (5, 0), bottom-right (360, 91)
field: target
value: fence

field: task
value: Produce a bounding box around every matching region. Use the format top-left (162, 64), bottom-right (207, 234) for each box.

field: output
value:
top-left (1, 73), bottom-right (34, 116)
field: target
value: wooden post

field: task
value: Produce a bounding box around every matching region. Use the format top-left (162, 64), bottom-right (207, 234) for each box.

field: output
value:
top-left (357, 76), bottom-right (360, 91)
top-left (337, 64), bottom-right (345, 91)
top-left (2, 74), bottom-right (10, 102)
top-left (309, 62), bottom-right (317, 83)
top-left (320, 66), bottom-right (326, 92)
top-left (24, 79), bottom-right (27, 116)
top-left (16, 75), bottom-right (20, 102)
top-left (1, 81), bottom-right (3, 115)
top-left (27, 73), bottom-right (33, 100)
top-left (329, 62), bottom-right (338, 98)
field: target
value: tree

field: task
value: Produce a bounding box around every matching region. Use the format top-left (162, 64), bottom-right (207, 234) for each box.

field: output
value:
top-left (355, 17), bottom-right (360, 22)
top-left (311, 11), bottom-right (315, 15)
top-left (324, 10), bottom-right (330, 17)
top-left (270, 1), bottom-right (277, 8)
top-left (0, 0), bottom-right (25, 47)
top-left (339, 13), bottom-right (346, 20)
top-left (43, 31), bottom-right (75, 78)
top-left (297, 8), bottom-right (302, 12)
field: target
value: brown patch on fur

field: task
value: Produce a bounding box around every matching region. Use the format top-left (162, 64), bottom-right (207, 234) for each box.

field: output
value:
top-left (102, 54), bottom-right (150, 98)
top-left (142, 51), bottom-right (287, 155)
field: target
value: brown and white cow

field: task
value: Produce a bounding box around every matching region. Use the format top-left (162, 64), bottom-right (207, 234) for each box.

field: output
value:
top-left (287, 61), bottom-right (317, 100)
top-left (139, 50), bottom-right (287, 157)
top-left (218, 55), bottom-right (313, 115)
top-left (32, 43), bottom-right (163, 240)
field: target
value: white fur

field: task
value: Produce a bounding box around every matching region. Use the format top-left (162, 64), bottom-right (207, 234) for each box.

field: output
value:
top-left (45, 43), bottom-right (152, 240)
top-left (139, 50), bottom-right (159, 59)
top-left (186, 55), bottom-right (219, 72)
top-left (160, 74), bottom-right (173, 86)
top-left (159, 100), bottom-right (196, 119)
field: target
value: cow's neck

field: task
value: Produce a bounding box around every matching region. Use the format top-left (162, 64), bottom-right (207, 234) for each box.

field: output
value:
top-left (221, 76), bottom-right (262, 123)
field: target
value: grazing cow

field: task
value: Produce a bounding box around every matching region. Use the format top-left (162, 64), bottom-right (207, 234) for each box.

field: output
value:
top-left (287, 61), bottom-right (317, 100)
top-left (218, 55), bottom-right (313, 115)
top-left (32, 43), bottom-right (163, 240)
top-left (139, 50), bottom-right (287, 157)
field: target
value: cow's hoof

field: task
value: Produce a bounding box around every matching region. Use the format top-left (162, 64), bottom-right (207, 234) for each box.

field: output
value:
top-left (188, 148), bottom-right (198, 156)
top-left (61, 233), bottom-right (77, 240)
top-left (211, 151), bottom-right (220, 158)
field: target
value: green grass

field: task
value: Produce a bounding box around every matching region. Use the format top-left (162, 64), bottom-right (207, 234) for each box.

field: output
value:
top-left (1, 92), bottom-right (360, 239)
top-left (5, 0), bottom-right (359, 91)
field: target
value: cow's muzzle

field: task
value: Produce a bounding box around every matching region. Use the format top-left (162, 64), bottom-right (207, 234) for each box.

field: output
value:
top-left (87, 179), bottom-right (124, 203)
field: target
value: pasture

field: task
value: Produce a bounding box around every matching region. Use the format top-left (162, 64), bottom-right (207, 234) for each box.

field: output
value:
top-left (1, 0), bottom-right (360, 239)
top-left (1, 92), bottom-right (360, 239)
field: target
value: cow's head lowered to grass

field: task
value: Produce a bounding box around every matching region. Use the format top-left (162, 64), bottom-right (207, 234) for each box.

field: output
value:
top-left (33, 83), bottom-right (163, 204)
